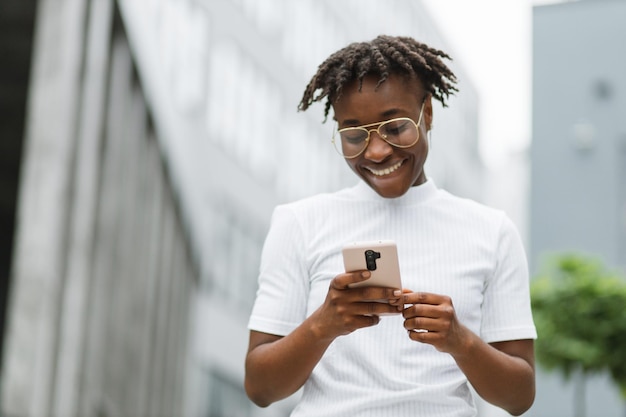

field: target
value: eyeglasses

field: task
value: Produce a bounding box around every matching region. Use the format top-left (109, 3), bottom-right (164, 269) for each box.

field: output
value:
top-left (332, 102), bottom-right (426, 159)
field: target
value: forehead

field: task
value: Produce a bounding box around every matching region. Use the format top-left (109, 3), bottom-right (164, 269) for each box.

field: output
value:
top-left (332, 73), bottom-right (424, 123)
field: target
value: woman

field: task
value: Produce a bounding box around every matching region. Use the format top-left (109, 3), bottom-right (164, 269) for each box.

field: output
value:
top-left (245, 35), bottom-right (536, 417)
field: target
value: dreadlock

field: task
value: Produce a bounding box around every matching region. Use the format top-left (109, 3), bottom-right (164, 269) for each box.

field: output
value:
top-left (298, 35), bottom-right (458, 121)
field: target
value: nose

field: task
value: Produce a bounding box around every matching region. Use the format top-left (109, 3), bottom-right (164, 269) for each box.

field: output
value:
top-left (363, 131), bottom-right (393, 162)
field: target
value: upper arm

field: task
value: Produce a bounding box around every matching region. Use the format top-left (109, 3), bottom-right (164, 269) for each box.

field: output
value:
top-left (490, 339), bottom-right (535, 371)
top-left (247, 330), bottom-right (283, 355)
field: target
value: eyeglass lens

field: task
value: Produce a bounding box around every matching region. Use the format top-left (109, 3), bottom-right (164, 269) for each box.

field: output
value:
top-left (336, 118), bottom-right (418, 158)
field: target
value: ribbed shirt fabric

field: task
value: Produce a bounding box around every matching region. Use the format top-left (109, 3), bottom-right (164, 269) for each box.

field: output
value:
top-left (248, 179), bottom-right (537, 417)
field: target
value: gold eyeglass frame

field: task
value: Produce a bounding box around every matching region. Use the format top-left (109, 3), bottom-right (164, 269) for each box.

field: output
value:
top-left (332, 101), bottom-right (426, 159)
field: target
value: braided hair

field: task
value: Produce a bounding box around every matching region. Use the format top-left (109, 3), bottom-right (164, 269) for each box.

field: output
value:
top-left (298, 35), bottom-right (458, 121)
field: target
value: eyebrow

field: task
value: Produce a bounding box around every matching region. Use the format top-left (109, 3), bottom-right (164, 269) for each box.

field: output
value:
top-left (339, 108), bottom-right (404, 127)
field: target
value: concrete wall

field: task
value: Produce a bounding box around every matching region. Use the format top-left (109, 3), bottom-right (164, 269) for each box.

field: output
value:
top-left (0, 1), bottom-right (197, 416)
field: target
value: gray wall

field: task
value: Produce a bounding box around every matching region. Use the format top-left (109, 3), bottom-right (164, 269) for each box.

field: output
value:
top-left (530, 1), bottom-right (626, 416)
top-left (531, 0), bottom-right (626, 274)
top-left (1, 1), bottom-right (197, 416)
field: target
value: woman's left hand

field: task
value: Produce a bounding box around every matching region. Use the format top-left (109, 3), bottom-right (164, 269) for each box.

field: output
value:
top-left (402, 290), bottom-right (536, 415)
top-left (401, 290), bottom-right (471, 355)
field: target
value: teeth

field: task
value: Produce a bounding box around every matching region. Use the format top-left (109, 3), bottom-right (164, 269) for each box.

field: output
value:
top-left (366, 161), bottom-right (403, 176)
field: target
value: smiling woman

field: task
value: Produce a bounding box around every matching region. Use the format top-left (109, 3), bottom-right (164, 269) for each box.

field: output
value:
top-left (244, 35), bottom-right (537, 417)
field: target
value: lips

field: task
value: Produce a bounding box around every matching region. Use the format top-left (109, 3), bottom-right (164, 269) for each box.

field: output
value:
top-left (364, 160), bottom-right (404, 176)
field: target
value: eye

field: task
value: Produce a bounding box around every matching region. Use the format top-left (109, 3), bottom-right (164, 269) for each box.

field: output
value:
top-left (381, 119), bottom-right (411, 136)
top-left (340, 129), bottom-right (367, 145)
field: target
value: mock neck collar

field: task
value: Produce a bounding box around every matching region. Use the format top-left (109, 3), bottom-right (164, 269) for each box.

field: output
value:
top-left (349, 178), bottom-right (439, 205)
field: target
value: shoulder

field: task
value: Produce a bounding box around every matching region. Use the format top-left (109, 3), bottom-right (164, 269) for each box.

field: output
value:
top-left (434, 189), bottom-right (507, 223)
top-left (428, 189), bottom-right (523, 248)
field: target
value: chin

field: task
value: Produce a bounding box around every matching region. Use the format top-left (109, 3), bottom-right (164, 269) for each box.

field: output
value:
top-left (369, 182), bottom-right (410, 199)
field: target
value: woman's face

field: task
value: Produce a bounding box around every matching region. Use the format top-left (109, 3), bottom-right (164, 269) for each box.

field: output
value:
top-left (332, 73), bottom-right (433, 198)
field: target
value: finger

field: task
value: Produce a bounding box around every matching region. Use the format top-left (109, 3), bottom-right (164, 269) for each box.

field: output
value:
top-left (389, 296), bottom-right (405, 308)
top-left (357, 314), bottom-right (381, 328)
top-left (390, 288), bottom-right (412, 303)
top-left (402, 303), bottom-right (442, 319)
top-left (407, 329), bottom-right (436, 343)
top-left (403, 316), bottom-right (442, 332)
top-left (331, 270), bottom-right (371, 290)
top-left (354, 285), bottom-right (402, 303)
top-left (402, 291), bottom-right (440, 305)
top-left (337, 314), bottom-right (382, 334)
top-left (354, 301), bottom-right (402, 316)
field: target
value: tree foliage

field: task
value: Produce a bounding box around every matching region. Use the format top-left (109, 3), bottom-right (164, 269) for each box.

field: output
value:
top-left (530, 253), bottom-right (626, 398)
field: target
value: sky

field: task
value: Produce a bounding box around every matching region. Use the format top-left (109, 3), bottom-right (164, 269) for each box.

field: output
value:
top-left (422, 0), bottom-right (562, 168)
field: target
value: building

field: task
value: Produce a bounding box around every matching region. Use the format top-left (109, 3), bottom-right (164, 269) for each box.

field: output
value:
top-left (530, 0), bottom-right (626, 416)
top-left (1, 0), bottom-right (486, 416)
top-left (531, 0), bottom-right (626, 274)
top-left (1, 1), bottom-right (197, 416)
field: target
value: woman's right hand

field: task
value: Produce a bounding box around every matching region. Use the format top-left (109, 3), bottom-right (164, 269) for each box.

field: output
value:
top-left (311, 270), bottom-right (402, 340)
top-left (245, 270), bottom-right (401, 407)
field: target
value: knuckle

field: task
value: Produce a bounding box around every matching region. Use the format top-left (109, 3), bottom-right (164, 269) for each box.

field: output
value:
top-left (410, 317), bottom-right (420, 329)
top-left (335, 304), bottom-right (348, 316)
top-left (360, 286), bottom-right (375, 299)
top-left (384, 288), bottom-right (397, 298)
top-left (328, 293), bottom-right (341, 304)
top-left (371, 303), bottom-right (391, 316)
top-left (441, 320), bottom-right (451, 333)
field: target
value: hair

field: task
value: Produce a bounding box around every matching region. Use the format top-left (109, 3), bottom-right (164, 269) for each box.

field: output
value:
top-left (298, 35), bottom-right (458, 121)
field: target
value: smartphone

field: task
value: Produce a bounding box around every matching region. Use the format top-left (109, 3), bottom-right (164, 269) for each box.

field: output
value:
top-left (342, 240), bottom-right (402, 291)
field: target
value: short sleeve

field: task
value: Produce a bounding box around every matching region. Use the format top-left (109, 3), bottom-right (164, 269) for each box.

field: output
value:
top-left (247, 205), bottom-right (310, 336)
top-left (480, 215), bottom-right (537, 343)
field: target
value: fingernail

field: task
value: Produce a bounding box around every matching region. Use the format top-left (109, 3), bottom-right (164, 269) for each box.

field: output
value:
top-left (393, 290), bottom-right (401, 296)
top-left (361, 271), bottom-right (370, 278)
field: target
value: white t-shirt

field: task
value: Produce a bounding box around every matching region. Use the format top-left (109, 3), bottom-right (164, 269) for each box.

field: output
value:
top-left (248, 179), bottom-right (536, 417)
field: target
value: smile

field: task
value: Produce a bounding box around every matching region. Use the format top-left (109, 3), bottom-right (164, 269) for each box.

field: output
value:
top-left (365, 160), bottom-right (403, 176)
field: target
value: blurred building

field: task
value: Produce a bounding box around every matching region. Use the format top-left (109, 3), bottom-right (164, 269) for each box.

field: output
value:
top-left (1, 0), bottom-right (486, 416)
top-left (530, 0), bottom-right (626, 416)
top-left (531, 0), bottom-right (626, 274)
top-left (1, 1), bottom-right (196, 416)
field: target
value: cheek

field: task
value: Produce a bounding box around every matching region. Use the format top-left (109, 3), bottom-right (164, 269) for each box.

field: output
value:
top-left (411, 136), bottom-right (429, 161)
top-left (408, 138), bottom-right (429, 177)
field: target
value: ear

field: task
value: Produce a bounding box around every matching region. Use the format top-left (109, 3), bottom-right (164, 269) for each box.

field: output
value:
top-left (423, 94), bottom-right (434, 131)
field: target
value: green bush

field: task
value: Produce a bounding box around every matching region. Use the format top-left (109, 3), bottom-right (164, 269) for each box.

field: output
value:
top-left (531, 253), bottom-right (626, 399)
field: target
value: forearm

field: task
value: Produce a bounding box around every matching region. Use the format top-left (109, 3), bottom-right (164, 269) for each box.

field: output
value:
top-left (244, 314), bottom-right (334, 407)
top-left (452, 331), bottom-right (535, 416)
top-left (246, 272), bottom-right (399, 407)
